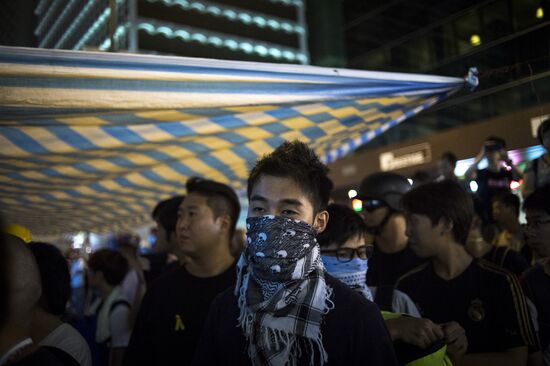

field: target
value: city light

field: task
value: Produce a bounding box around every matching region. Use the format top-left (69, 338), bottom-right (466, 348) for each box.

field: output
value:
top-left (348, 189), bottom-right (358, 199)
top-left (469, 181), bottom-right (479, 192)
top-left (536, 7), bottom-right (544, 19)
top-left (510, 180), bottom-right (522, 190)
top-left (137, 21), bottom-right (307, 62)
top-left (470, 34), bottom-right (481, 46)
top-left (352, 198), bottom-right (363, 212)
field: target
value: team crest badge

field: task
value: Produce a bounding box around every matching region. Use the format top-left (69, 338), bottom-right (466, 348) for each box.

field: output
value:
top-left (467, 299), bottom-right (485, 322)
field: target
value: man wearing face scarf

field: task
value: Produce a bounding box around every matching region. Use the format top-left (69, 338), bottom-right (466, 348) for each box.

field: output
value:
top-left (192, 141), bottom-right (397, 366)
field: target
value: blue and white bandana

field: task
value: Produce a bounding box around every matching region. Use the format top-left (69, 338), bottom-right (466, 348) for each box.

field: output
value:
top-left (321, 256), bottom-right (373, 301)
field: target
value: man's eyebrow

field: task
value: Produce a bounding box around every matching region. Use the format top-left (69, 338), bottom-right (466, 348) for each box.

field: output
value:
top-left (250, 195), bottom-right (267, 202)
top-left (178, 205), bottom-right (198, 212)
top-left (280, 199), bottom-right (303, 206)
top-left (249, 196), bottom-right (303, 207)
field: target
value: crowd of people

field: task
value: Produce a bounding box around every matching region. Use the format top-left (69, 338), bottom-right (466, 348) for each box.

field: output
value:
top-left (1, 119), bottom-right (549, 366)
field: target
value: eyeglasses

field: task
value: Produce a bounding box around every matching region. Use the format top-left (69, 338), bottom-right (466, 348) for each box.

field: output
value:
top-left (351, 198), bottom-right (385, 213)
top-left (322, 245), bottom-right (374, 262)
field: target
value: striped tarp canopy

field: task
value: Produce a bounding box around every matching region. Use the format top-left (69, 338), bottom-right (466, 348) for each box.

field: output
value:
top-left (0, 46), bottom-right (469, 235)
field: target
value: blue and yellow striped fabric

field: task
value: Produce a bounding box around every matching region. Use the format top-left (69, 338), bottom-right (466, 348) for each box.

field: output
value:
top-left (0, 46), bottom-right (467, 235)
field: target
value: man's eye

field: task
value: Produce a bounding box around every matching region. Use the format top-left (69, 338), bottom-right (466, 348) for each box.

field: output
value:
top-left (252, 207), bottom-right (264, 213)
top-left (281, 210), bottom-right (297, 216)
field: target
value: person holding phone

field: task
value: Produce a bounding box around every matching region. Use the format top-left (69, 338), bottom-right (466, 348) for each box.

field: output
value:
top-left (465, 136), bottom-right (522, 223)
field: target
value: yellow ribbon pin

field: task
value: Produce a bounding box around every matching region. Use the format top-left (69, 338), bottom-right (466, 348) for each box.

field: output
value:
top-left (175, 314), bottom-right (185, 331)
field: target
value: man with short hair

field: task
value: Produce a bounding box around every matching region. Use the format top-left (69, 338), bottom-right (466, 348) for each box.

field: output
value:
top-left (1, 234), bottom-right (77, 365)
top-left (357, 172), bottom-right (424, 288)
top-left (193, 141), bottom-right (397, 366)
top-left (522, 119), bottom-right (550, 198)
top-left (124, 178), bottom-right (239, 366)
top-left (521, 184), bottom-right (550, 365)
top-left (87, 249), bottom-right (131, 366)
top-left (29, 242), bottom-right (92, 366)
top-left (465, 136), bottom-right (522, 221)
top-left (492, 192), bottom-right (525, 252)
top-left (397, 180), bottom-right (537, 366)
top-left (142, 195), bottom-right (185, 285)
top-left (437, 152), bottom-right (459, 182)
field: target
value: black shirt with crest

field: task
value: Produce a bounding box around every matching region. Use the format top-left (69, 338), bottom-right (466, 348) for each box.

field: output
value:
top-left (396, 259), bottom-right (536, 353)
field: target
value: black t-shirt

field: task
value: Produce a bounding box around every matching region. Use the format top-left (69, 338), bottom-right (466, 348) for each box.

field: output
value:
top-left (522, 265), bottom-right (550, 350)
top-left (141, 252), bottom-right (178, 286)
top-left (192, 274), bottom-right (398, 366)
top-left (396, 259), bottom-right (537, 354)
top-left (123, 263), bottom-right (236, 366)
top-left (475, 168), bottom-right (514, 221)
top-left (483, 246), bottom-right (530, 276)
top-left (366, 245), bottom-right (425, 287)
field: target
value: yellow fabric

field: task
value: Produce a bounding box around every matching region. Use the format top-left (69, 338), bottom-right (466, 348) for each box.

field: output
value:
top-left (4, 223), bottom-right (32, 243)
top-left (381, 311), bottom-right (453, 366)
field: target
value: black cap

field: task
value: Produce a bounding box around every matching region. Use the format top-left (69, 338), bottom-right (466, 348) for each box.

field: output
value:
top-left (357, 172), bottom-right (411, 211)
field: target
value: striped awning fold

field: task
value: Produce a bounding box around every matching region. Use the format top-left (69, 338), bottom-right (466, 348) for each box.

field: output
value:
top-left (0, 46), bottom-right (467, 235)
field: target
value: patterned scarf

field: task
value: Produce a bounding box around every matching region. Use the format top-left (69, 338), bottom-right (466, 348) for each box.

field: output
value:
top-left (321, 256), bottom-right (373, 301)
top-left (235, 215), bottom-right (334, 366)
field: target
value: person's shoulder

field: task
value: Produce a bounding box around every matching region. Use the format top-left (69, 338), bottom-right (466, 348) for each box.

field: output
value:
top-left (475, 258), bottom-right (514, 277)
top-left (474, 258), bottom-right (522, 289)
top-left (10, 346), bottom-right (80, 366)
top-left (395, 261), bottom-right (431, 287)
top-left (42, 324), bottom-right (91, 366)
top-left (522, 264), bottom-right (544, 280)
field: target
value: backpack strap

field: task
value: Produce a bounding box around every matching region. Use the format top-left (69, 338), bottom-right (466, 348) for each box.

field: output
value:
top-left (374, 285), bottom-right (395, 312)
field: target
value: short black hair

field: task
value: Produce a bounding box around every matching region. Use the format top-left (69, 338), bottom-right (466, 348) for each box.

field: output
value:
top-left (412, 170), bottom-right (431, 186)
top-left (441, 152), bottom-right (457, 167)
top-left (153, 196), bottom-right (185, 236)
top-left (247, 140), bottom-right (333, 213)
top-left (317, 204), bottom-right (367, 249)
top-left (485, 136), bottom-right (506, 148)
top-left (402, 180), bottom-right (473, 245)
top-left (523, 184), bottom-right (550, 215)
top-left (28, 242), bottom-right (71, 316)
top-left (186, 177), bottom-right (240, 237)
top-left (88, 249), bottom-right (128, 286)
top-left (492, 192), bottom-right (520, 217)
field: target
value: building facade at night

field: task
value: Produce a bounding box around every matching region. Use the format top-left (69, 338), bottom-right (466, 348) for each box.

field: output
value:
top-left (338, 0), bottom-right (550, 149)
top-left (33, 0), bottom-right (309, 64)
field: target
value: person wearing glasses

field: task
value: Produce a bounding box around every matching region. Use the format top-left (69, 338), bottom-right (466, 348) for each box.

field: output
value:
top-left (355, 172), bottom-right (425, 294)
top-left (521, 184), bottom-right (550, 366)
top-left (318, 203), bottom-right (419, 316)
top-left (192, 141), bottom-right (398, 366)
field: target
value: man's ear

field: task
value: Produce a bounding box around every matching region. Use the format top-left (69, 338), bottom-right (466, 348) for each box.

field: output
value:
top-left (439, 217), bottom-right (454, 236)
top-left (216, 213), bottom-right (232, 234)
top-left (313, 210), bottom-right (329, 234)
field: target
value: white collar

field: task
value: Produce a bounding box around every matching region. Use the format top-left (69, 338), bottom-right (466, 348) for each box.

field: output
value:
top-left (0, 338), bottom-right (33, 366)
